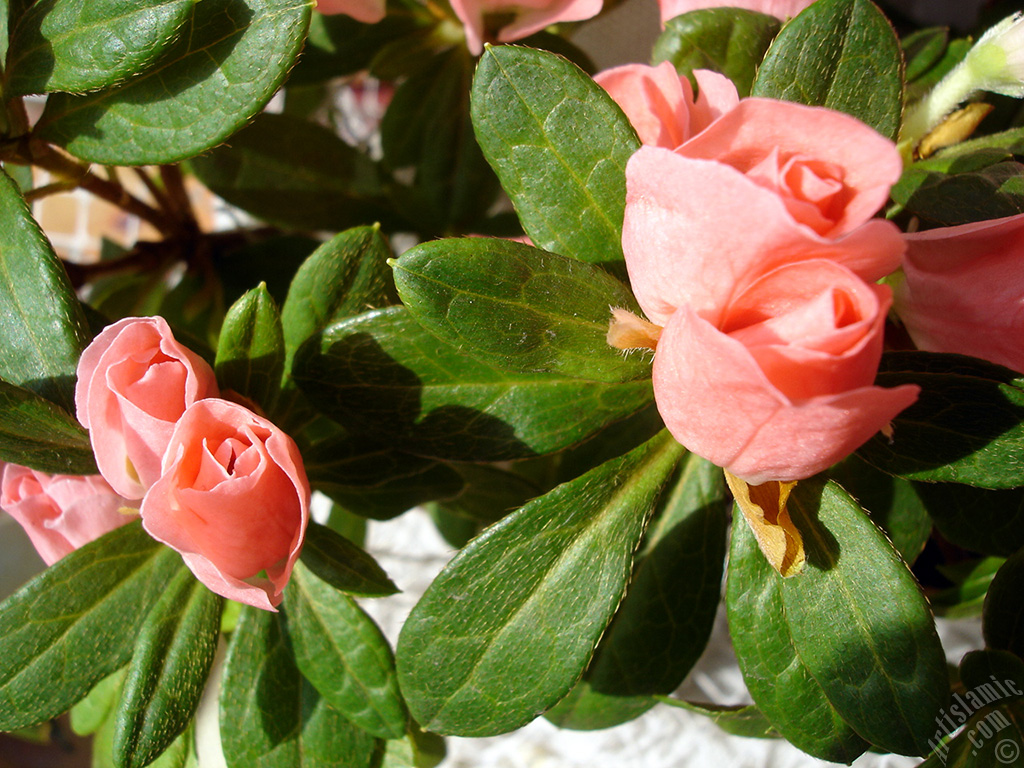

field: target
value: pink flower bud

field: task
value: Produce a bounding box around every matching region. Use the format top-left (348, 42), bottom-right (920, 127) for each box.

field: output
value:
top-left (75, 317), bottom-right (219, 500)
top-left (0, 464), bottom-right (135, 566)
top-left (140, 399), bottom-right (310, 611)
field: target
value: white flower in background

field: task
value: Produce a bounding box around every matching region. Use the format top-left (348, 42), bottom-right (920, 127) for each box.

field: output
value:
top-left (900, 13), bottom-right (1024, 158)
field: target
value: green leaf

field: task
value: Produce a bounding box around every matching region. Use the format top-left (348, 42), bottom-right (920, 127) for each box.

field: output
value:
top-left (298, 521), bottom-right (398, 597)
top-left (36, 0), bottom-right (311, 165)
top-left (434, 463), bottom-right (539, 525)
top-left (932, 557), bottom-right (1004, 619)
top-left (657, 699), bottom-right (778, 739)
top-left (392, 237), bottom-right (647, 383)
top-left (70, 668), bottom-right (127, 736)
top-left (917, 699), bottom-right (1024, 767)
top-left (901, 27), bottom-right (949, 83)
top-left (914, 483), bottom-right (1024, 557)
top-left (220, 606), bottom-right (382, 768)
top-left (381, 46), bottom-right (499, 234)
top-left (280, 226), bottom-right (396, 374)
top-left (727, 509), bottom-right (869, 763)
top-left (0, 522), bottom-right (181, 730)
top-left (286, 562), bottom-right (406, 739)
top-left (828, 454), bottom-right (931, 563)
top-left (293, 306), bottom-right (654, 461)
top-left (731, 479), bottom-right (948, 757)
top-left (379, 722), bottom-right (445, 768)
top-left (470, 45), bottom-right (639, 271)
top-left (303, 433), bottom-right (464, 520)
top-left (959, 649), bottom-right (1024, 699)
top-left (752, 0), bottom-right (902, 140)
top-left (892, 157), bottom-right (1024, 226)
top-left (396, 430), bottom-right (685, 736)
top-left (858, 352), bottom-right (1024, 489)
top-left (0, 376), bottom-right (97, 474)
top-left (189, 112), bottom-right (390, 231)
top-left (6, 0), bottom-right (195, 96)
top-left (652, 9), bottom-right (780, 97)
top-left (113, 568), bottom-right (222, 768)
top-left (546, 453), bottom-right (728, 730)
top-left (287, 11), bottom-right (418, 83)
top-left (215, 284), bottom-right (285, 415)
top-left (0, 167), bottom-right (89, 412)
top-left (984, 548), bottom-right (1024, 661)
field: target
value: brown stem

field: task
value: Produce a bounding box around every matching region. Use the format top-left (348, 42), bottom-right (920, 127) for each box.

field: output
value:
top-left (26, 141), bottom-right (174, 234)
top-left (133, 166), bottom-right (174, 212)
top-left (159, 164), bottom-right (196, 227)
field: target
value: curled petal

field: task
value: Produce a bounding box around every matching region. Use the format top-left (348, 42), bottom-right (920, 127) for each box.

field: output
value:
top-left (652, 306), bottom-right (919, 484)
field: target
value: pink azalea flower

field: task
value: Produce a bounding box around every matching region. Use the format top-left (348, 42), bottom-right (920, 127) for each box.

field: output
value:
top-left (317, 0), bottom-right (386, 24)
top-left (896, 214), bottom-right (1024, 374)
top-left (450, 0), bottom-right (604, 56)
top-left (0, 465), bottom-right (135, 565)
top-left (595, 62), bottom-right (739, 148)
top-left (659, 0), bottom-right (814, 25)
top-left (620, 99), bottom-right (917, 483)
top-left (75, 317), bottom-right (219, 500)
top-left (140, 399), bottom-right (310, 611)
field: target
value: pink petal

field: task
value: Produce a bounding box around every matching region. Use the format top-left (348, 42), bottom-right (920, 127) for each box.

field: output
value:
top-left (652, 306), bottom-right (919, 484)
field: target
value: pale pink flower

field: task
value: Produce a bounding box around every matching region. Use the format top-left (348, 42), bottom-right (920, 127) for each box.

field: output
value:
top-left (659, 0), bottom-right (814, 24)
top-left (140, 399), bottom-right (310, 611)
top-left (450, 0), bottom-right (603, 56)
top-left (895, 214), bottom-right (1024, 374)
top-left (317, 0), bottom-right (386, 24)
top-left (0, 464), bottom-right (135, 565)
top-left (75, 317), bottom-right (219, 500)
top-left (595, 62), bottom-right (739, 148)
top-left (620, 99), bottom-right (917, 482)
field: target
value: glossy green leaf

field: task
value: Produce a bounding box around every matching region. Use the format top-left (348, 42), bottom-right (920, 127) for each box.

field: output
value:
top-left (381, 46), bottom-right (498, 234)
top-left (393, 238), bottom-right (647, 383)
top-left (435, 463), bottom-right (540, 525)
top-left (286, 562), bottom-right (406, 738)
top-left (984, 548), bottom-right (1024, 660)
top-left (914, 483), bottom-right (1024, 557)
top-left (902, 27), bottom-right (949, 83)
top-left (189, 112), bottom-right (390, 231)
top-left (70, 668), bottom-right (126, 736)
top-left (293, 306), bottom-right (654, 461)
top-left (959, 649), bottom-right (1024, 699)
top-left (658, 699), bottom-right (778, 739)
top-left (379, 723), bottom-right (445, 768)
top-left (298, 521), bottom-right (398, 597)
top-left (36, 0), bottom-right (311, 165)
top-left (0, 376), bottom-right (97, 474)
top-left (396, 430), bottom-right (685, 736)
top-left (731, 479), bottom-right (948, 758)
top-left (918, 699), bottom-right (1024, 767)
top-left (113, 568), bottom-right (222, 768)
top-left (892, 157), bottom-right (1024, 226)
top-left (280, 226), bottom-right (396, 372)
top-left (828, 455), bottom-right (931, 563)
top-left (215, 284), bottom-right (285, 415)
top-left (858, 352), bottom-right (1024, 489)
top-left (287, 11), bottom-right (418, 83)
top-left (752, 0), bottom-right (902, 139)
top-left (652, 8), bottom-right (780, 97)
top-left (0, 522), bottom-right (180, 730)
top-left (727, 511), bottom-right (869, 763)
top-left (304, 434), bottom-right (464, 520)
top-left (933, 557), bottom-right (1004, 619)
top-left (0, 168), bottom-right (89, 412)
top-left (546, 453), bottom-right (728, 730)
top-left (470, 45), bottom-right (639, 270)
top-left (6, 0), bottom-right (195, 96)
top-left (779, 480), bottom-right (947, 755)
top-left (220, 606), bottom-right (382, 768)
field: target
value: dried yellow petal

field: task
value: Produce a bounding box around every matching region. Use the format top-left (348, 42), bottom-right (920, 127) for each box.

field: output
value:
top-left (725, 472), bottom-right (805, 577)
